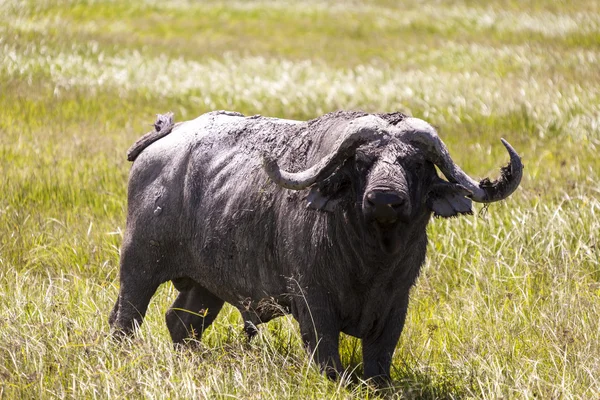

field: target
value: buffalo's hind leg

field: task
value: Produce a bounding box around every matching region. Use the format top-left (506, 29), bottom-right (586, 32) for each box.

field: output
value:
top-left (243, 318), bottom-right (260, 340)
top-left (109, 242), bottom-right (162, 337)
top-left (111, 286), bottom-right (159, 337)
top-left (166, 278), bottom-right (225, 344)
top-left (108, 299), bottom-right (119, 327)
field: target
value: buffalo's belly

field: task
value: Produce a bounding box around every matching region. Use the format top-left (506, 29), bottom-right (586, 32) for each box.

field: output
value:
top-left (186, 204), bottom-right (292, 313)
top-left (183, 252), bottom-right (292, 316)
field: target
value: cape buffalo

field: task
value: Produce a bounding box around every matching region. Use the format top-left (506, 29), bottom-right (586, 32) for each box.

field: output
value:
top-left (109, 110), bottom-right (522, 383)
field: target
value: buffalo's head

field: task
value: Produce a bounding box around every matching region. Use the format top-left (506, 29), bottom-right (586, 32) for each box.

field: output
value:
top-left (263, 115), bottom-right (522, 254)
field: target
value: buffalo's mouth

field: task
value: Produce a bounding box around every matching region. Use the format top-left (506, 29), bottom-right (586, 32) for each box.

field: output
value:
top-left (372, 221), bottom-right (404, 254)
top-left (363, 206), bottom-right (404, 254)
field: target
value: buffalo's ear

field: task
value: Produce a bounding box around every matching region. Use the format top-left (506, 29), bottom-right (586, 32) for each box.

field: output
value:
top-left (426, 180), bottom-right (473, 218)
top-left (305, 171), bottom-right (350, 212)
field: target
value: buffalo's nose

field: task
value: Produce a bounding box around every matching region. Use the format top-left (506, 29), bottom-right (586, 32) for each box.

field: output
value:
top-left (366, 191), bottom-right (404, 207)
top-left (365, 191), bottom-right (406, 224)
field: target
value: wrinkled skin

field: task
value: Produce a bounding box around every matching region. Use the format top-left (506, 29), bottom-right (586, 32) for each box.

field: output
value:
top-left (109, 110), bottom-right (518, 384)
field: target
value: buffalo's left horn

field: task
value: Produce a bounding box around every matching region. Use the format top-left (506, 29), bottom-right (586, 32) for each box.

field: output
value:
top-left (397, 117), bottom-right (523, 203)
top-left (263, 115), bottom-right (389, 190)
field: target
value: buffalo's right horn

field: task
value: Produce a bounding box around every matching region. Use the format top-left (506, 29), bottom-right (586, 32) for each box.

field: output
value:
top-left (396, 117), bottom-right (523, 203)
top-left (263, 115), bottom-right (389, 190)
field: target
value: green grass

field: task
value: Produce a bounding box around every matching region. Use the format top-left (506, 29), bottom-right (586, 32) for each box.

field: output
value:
top-left (1, 0), bottom-right (599, 398)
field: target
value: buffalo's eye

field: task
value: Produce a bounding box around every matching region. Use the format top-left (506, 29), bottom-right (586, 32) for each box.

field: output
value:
top-left (399, 157), bottom-right (424, 175)
top-left (355, 153), bottom-right (375, 172)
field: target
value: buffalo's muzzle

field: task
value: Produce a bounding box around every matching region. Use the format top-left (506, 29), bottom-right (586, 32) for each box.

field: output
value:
top-left (364, 191), bottom-right (406, 224)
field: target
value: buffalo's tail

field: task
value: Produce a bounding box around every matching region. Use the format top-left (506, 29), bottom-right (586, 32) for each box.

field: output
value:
top-left (127, 112), bottom-right (177, 162)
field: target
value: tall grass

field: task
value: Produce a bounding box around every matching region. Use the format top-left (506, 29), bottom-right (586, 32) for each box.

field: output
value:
top-left (1, 0), bottom-right (599, 398)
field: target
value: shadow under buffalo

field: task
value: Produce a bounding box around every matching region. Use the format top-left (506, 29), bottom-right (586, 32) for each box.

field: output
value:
top-left (340, 342), bottom-right (470, 399)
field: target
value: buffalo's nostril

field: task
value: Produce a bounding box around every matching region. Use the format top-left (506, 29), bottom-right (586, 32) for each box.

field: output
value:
top-left (390, 198), bottom-right (404, 208)
top-left (366, 192), bottom-right (377, 206)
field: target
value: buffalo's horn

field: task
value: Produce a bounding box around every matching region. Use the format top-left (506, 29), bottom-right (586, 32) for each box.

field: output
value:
top-left (397, 117), bottom-right (523, 203)
top-left (263, 115), bottom-right (389, 190)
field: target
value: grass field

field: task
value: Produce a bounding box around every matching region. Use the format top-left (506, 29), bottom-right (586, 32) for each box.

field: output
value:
top-left (1, 0), bottom-right (599, 398)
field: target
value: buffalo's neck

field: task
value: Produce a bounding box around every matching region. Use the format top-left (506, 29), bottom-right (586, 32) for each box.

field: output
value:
top-left (290, 206), bottom-right (428, 338)
top-left (331, 206), bottom-right (430, 279)
top-left (305, 206), bottom-right (430, 336)
top-left (279, 201), bottom-right (428, 288)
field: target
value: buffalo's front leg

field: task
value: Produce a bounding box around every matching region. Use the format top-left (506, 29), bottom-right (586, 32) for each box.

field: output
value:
top-left (361, 296), bottom-right (409, 386)
top-left (293, 294), bottom-right (342, 379)
top-left (166, 278), bottom-right (225, 344)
